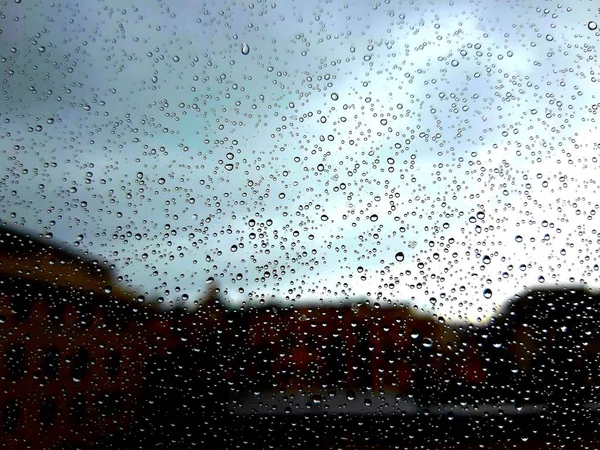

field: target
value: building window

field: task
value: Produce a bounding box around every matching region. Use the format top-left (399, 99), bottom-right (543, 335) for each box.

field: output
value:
top-left (107, 350), bottom-right (122, 378)
top-left (41, 346), bottom-right (61, 380)
top-left (71, 348), bottom-right (90, 382)
top-left (5, 343), bottom-right (28, 381)
top-left (39, 397), bottom-right (58, 429)
top-left (69, 393), bottom-right (86, 425)
top-left (2, 399), bottom-right (21, 433)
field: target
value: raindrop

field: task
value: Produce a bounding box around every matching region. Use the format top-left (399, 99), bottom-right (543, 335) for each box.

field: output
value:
top-left (241, 43), bottom-right (250, 55)
top-left (588, 21), bottom-right (598, 31)
top-left (346, 390), bottom-right (356, 401)
top-left (369, 214), bottom-right (378, 222)
top-left (321, 214), bottom-right (329, 221)
top-left (483, 288), bottom-right (493, 299)
top-left (395, 252), bottom-right (405, 262)
top-left (331, 93), bottom-right (339, 101)
top-left (515, 235), bottom-right (523, 242)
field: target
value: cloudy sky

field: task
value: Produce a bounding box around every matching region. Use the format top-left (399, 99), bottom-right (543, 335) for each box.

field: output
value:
top-left (2, 0), bottom-right (600, 323)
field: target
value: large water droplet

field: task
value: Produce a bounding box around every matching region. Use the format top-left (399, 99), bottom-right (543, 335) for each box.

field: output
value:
top-left (588, 21), bottom-right (598, 31)
top-left (241, 43), bottom-right (250, 55)
top-left (483, 288), bottom-right (493, 299)
top-left (395, 252), bottom-right (405, 262)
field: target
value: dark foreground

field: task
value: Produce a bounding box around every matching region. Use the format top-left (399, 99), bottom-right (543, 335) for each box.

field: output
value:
top-left (93, 405), bottom-right (600, 450)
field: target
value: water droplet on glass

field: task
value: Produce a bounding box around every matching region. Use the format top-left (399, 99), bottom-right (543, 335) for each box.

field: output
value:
top-left (588, 21), bottom-right (598, 31)
top-left (331, 93), bottom-right (339, 101)
top-left (369, 214), bottom-right (378, 222)
top-left (346, 390), bottom-right (356, 401)
top-left (395, 252), bottom-right (405, 262)
top-left (483, 288), bottom-right (493, 299)
top-left (241, 43), bottom-right (250, 55)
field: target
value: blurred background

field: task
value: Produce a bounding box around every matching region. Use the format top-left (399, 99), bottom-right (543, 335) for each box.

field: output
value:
top-left (2, 0), bottom-right (600, 448)
top-left (1, 224), bottom-right (600, 448)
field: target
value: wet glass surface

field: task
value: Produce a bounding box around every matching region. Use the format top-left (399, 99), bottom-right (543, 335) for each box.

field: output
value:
top-left (2, 0), bottom-right (600, 448)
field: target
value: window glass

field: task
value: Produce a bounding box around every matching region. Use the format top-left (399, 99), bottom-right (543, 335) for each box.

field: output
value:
top-left (1, 0), bottom-right (600, 448)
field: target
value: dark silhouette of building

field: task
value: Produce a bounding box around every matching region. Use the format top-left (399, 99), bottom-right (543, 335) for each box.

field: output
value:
top-left (0, 224), bottom-right (182, 449)
top-left (3, 222), bottom-right (600, 448)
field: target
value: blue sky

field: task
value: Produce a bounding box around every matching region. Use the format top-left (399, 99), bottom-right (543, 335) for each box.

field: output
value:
top-left (2, 0), bottom-right (600, 323)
